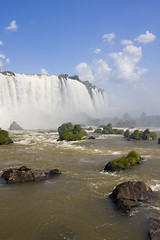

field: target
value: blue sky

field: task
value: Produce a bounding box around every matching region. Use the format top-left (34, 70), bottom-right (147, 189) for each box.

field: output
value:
top-left (0, 0), bottom-right (160, 116)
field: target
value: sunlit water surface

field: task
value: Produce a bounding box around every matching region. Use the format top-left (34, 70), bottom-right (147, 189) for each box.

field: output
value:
top-left (0, 129), bottom-right (160, 240)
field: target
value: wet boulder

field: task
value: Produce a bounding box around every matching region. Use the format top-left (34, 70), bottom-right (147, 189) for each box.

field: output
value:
top-left (149, 217), bottom-right (160, 240)
top-left (48, 168), bottom-right (61, 176)
top-left (104, 161), bottom-right (122, 172)
top-left (110, 181), bottom-right (152, 213)
top-left (1, 166), bottom-right (61, 184)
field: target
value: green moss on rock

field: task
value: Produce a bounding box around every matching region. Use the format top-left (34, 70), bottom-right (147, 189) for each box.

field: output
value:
top-left (58, 123), bottom-right (87, 141)
top-left (125, 128), bottom-right (157, 141)
top-left (104, 151), bottom-right (142, 172)
top-left (0, 128), bottom-right (13, 145)
top-left (94, 123), bottom-right (124, 135)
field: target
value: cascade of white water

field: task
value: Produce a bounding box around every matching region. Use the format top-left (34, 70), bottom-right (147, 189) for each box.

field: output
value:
top-left (0, 73), bottom-right (107, 129)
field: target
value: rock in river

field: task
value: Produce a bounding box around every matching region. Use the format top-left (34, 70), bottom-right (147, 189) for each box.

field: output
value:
top-left (9, 121), bottom-right (23, 130)
top-left (149, 217), bottom-right (160, 240)
top-left (110, 181), bottom-right (152, 213)
top-left (1, 166), bottom-right (61, 184)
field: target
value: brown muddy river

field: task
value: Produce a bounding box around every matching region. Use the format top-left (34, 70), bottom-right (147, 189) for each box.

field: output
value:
top-left (0, 129), bottom-right (160, 240)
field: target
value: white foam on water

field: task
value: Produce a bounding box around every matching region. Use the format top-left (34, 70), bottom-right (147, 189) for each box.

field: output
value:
top-left (150, 206), bottom-right (160, 211)
top-left (56, 141), bottom-right (85, 151)
top-left (15, 138), bottom-right (33, 145)
top-left (94, 149), bottom-right (103, 153)
top-left (100, 170), bottom-right (118, 177)
top-left (111, 151), bottom-right (122, 155)
top-left (149, 183), bottom-right (160, 191)
top-left (103, 150), bottom-right (122, 156)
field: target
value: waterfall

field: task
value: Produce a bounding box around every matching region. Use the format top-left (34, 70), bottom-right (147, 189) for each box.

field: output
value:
top-left (0, 73), bottom-right (107, 129)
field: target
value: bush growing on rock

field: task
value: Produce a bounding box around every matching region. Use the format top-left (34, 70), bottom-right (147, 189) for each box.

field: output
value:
top-left (58, 122), bottom-right (73, 135)
top-left (112, 129), bottom-right (124, 134)
top-left (130, 130), bottom-right (142, 140)
top-left (58, 123), bottom-right (87, 141)
top-left (94, 128), bottom-right (102, 134)
top-left (0, 128), bottom-right (13, 145)
top-left (104, 150), bottom-right (142, 172)
top-left (124, 129), bottom-right (130, 138)
top-left (94, 123), bottom-right (124, 135)
top-left (125, 128), bottom-right (157, 141)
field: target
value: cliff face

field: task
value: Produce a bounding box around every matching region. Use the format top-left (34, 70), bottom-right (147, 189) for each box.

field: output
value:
top-left (0, 73), bottom-right (107, 128)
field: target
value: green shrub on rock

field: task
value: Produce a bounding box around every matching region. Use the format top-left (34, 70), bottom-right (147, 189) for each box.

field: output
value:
top-left (113, 129), bottom-right (124, 134)
top-left (124, 129), bottom-right (130, 138)
top-left (58, 122), bottom-right (73, 135)
top-left (112, 151), bottom-right (141, 168)
top-left (149, 131), bottom-right (157, 140)
top-left (94, 128), bottom-right (102, 134)
top-left (0, 128), bottom-right (13, 144)
top-left (130, 130), bottom-right (142, 140)
top-left (125, 128), bottom-right (157, 141)
top-left (58, 123), bottom-right (87, 141)
top-left (94, 123), bottom-right (124, 135)
top-left (104, 150), bottom-right (142, 172)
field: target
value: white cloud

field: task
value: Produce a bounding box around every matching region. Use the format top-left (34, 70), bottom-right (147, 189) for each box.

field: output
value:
top-left (6, 58), bottom-right (10, 64)
top-left (121, 39), bottom-right (133, 45)
top-left (102, 32), bottom-right (115, 44)
top-left (41, 68), bottom-right (49, 75)
top-left (135, 31), bottom-right (156, 44)
top-left (0, 54), bottom-right (6, 59)
top-left (110, 45), bottom-right (147, 82)
top-left (94, 48), bottom-right (101, 54)
top-left (75, 62), bottom-right (94, 83)
top-left (0, 41), bottom-right (3, 45)
top-left (75, 59), bottom-right (111, 87)
top-left (6, 20), bottom-right (18, 31)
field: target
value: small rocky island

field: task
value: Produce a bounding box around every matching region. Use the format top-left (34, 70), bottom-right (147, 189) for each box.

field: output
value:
top-left (58, 122), bottom-right (87, 141)
top-left (1, 166), bottom-right (61, 184)
top-left (110, 181), bottom-right (152, 213)
top-left (124, 128), bottom-right (157, 140)
top-left (104, 151), bottom-right (142, 172)
top-left (94, 123), bottom-right (124, 135)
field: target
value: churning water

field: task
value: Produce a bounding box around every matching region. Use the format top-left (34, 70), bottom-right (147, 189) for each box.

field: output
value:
top-left (0, 129), bottom-right (160, 240)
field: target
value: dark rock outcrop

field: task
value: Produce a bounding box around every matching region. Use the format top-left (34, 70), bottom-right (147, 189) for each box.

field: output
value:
top-left (88, 136), bottom-right (96, 139)
top-left (149, 217), bottom-right (160, 240)
top-left (1, 166), bottom-right (61, 184)
top-left (48, 168), bottom-right (61, 176)
top-left (0, 140), bottom-right (13, 145)
top-left (104, 161), bottom-right (122, 172)
top-left (110, 181), bottom-right (152, 212)
top-left (9, 121), bottom-right (23, 130)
